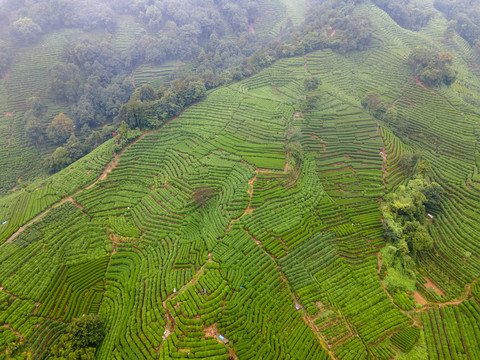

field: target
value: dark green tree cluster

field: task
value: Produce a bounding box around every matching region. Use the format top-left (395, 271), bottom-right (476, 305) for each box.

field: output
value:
top-left (408, 47), bottom-right (457, 87)
top-left (8, 0), bottom-right (114, 37)
top-left (372, 0), bottom-right (435, 30)
top-left (380, 176), bottom-right (444, 293)
top-left (361, 92), bottom-right (398, 124)
top-left (382, 177), bottom-right (444, 258)
top-left (113, 121), bottom-right (142, 154)
top-left (51, 315), bottom-right (105, 360)
top-left (275, 0), bottom-right (372, 56)
top-left (118, 79), bottom-right (206, 130)
top-left (37, 111), bottom-right (115, 173)
top-left (124, 0), bottom-right (263, 70)
top-left (49, 40), bottom-right (131, 127)
top-left (434, 0), bottom-right (480, 50)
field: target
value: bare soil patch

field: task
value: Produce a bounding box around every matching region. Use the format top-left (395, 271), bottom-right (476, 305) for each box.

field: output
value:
top-left (414, 291), bottom-right (428, 306)
top-left (423, 277), bottom-right (445, 297)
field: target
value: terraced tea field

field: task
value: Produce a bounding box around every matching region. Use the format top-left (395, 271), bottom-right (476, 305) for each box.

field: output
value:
top-left (1, 2), bottom-right (480, 360)
top-left (132, 63), bottom-right (177, 89)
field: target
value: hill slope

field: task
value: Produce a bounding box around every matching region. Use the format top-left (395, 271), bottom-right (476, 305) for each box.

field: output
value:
top-left (1, 2), bottom-right (480, 360)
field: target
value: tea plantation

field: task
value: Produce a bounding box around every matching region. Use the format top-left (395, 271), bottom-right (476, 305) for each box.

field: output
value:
top-left (1, 2), bottom-right (480, 359)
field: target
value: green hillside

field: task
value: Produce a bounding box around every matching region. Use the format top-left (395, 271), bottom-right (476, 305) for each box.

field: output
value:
top-left (1, 1), bottom-right (480, 360)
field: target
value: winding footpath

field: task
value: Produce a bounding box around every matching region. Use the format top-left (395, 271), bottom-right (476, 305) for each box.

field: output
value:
top-left (1, 104), bottom-right (196, 247)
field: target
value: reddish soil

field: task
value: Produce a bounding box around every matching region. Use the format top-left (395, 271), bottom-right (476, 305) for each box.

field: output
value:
top-left (423, 277), bottom-right (445, 297)
top-left (225, 171), bottom-right (257, 232)
top-left (34, 183), bottom-right (46, 191)
top-left (284, 152), bottom-right (290, 173)
top-left (329, 29), bottom-right (337, 38)
top-left (66, 197), bottom-right (83, 210)
top-left (465, 179), bottom-right (473, 190)
top-left (86, 169), bottom-right (92, 175)
top-left (248, 23), bottom-right (255, 35)
top-left (4, 112), bottom-right (14, 117)
top-left (414, 291), bottom-right (428, 306)
top-left (377, 253), bottom-right (382, 275)
top-left (204, 323), bottom-right (222, 340)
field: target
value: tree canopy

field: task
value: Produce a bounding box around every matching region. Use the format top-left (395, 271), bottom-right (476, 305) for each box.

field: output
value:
top-left (51, 315), bottom-right (105, 360)
top-left (47, 113), bottom-right (75, 145)
top-left (372, 0), bottom-right (435, 30)
top-left (408, 47), bottom-right (457, 87)
top-left (381, 177), bottom-right (445, 258)
top-left (434, 0), bottom-right (480, 50)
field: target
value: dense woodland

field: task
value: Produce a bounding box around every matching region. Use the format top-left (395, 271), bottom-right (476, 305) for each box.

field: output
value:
top-left (434, 0), bottom-right (480, 49)
top-left (0, 0), bottom-right (378, 174)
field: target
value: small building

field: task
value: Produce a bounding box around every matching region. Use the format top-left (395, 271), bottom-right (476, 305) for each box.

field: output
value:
top-left (219, 335), bottom-right (229, 344)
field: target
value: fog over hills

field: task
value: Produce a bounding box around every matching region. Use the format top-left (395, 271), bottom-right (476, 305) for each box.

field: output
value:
top-left (1, 1), bottom-right (480, 359)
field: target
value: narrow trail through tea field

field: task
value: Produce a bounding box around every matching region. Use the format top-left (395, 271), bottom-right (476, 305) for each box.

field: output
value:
top-left (3, 105), bottom-right (196, 246)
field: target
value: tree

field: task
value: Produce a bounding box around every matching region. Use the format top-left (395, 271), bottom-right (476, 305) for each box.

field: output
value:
top-left (421, 181), bottom-right (445, 209)
top-left (399, 151), bottom-right (421, 169)
top-left (48, 62), bottom-right (81, 102)
top-left (73, 98), bottom-right (96, 127)
top-left (193, 186), bottom-right (215, 208)
top-left (361, 92), bottom-right (386, 117)
top-left (136, 84), bottom-right (157, 102)
top-left (11, 17), bottom-right (42, 41)
top-left (303, 76), bottom-right (320, 91)
top-left (25, 116), bottom-right (46, 145)
top-left (408, 47), bottom-right (457, 87)
top-left (26, 97), bottom-right (46, 115)
top-left (51, 315), bottom-right (105, 360)
top-left (65, 134), bottom-right (84, 162)
top-left (381, 177), bottom-right (442, 259)
top-left (43, 146), bottom-right (71, 172)
top-left (47, 113), bottom-right (75, 144)
top-left (119, 99), bottom-right (146, 129)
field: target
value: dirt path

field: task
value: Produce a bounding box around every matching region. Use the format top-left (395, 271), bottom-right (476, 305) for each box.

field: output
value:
top-left (160, 256), bottom-right (214, 339)
top-left (284, 152), bottom-right (290, 173)
top-left (2, 197), bottom-right (72, 246)
top-left (130, 65), bottom-right (141, 88)
top-left (225, 170), bottom-right (258, 233)
top-left (376, 253), bottom-right (477, 313)
top-left (3, 103), bottom-right (199, 247)
top-left (424, 277), bottom-right (445, 297)
top-left (304, 54), bottom-right (308, 72)
top-left (414, 291), bottom-right (428, 306)
top-left (415, 76), bottom-right (457, 110)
